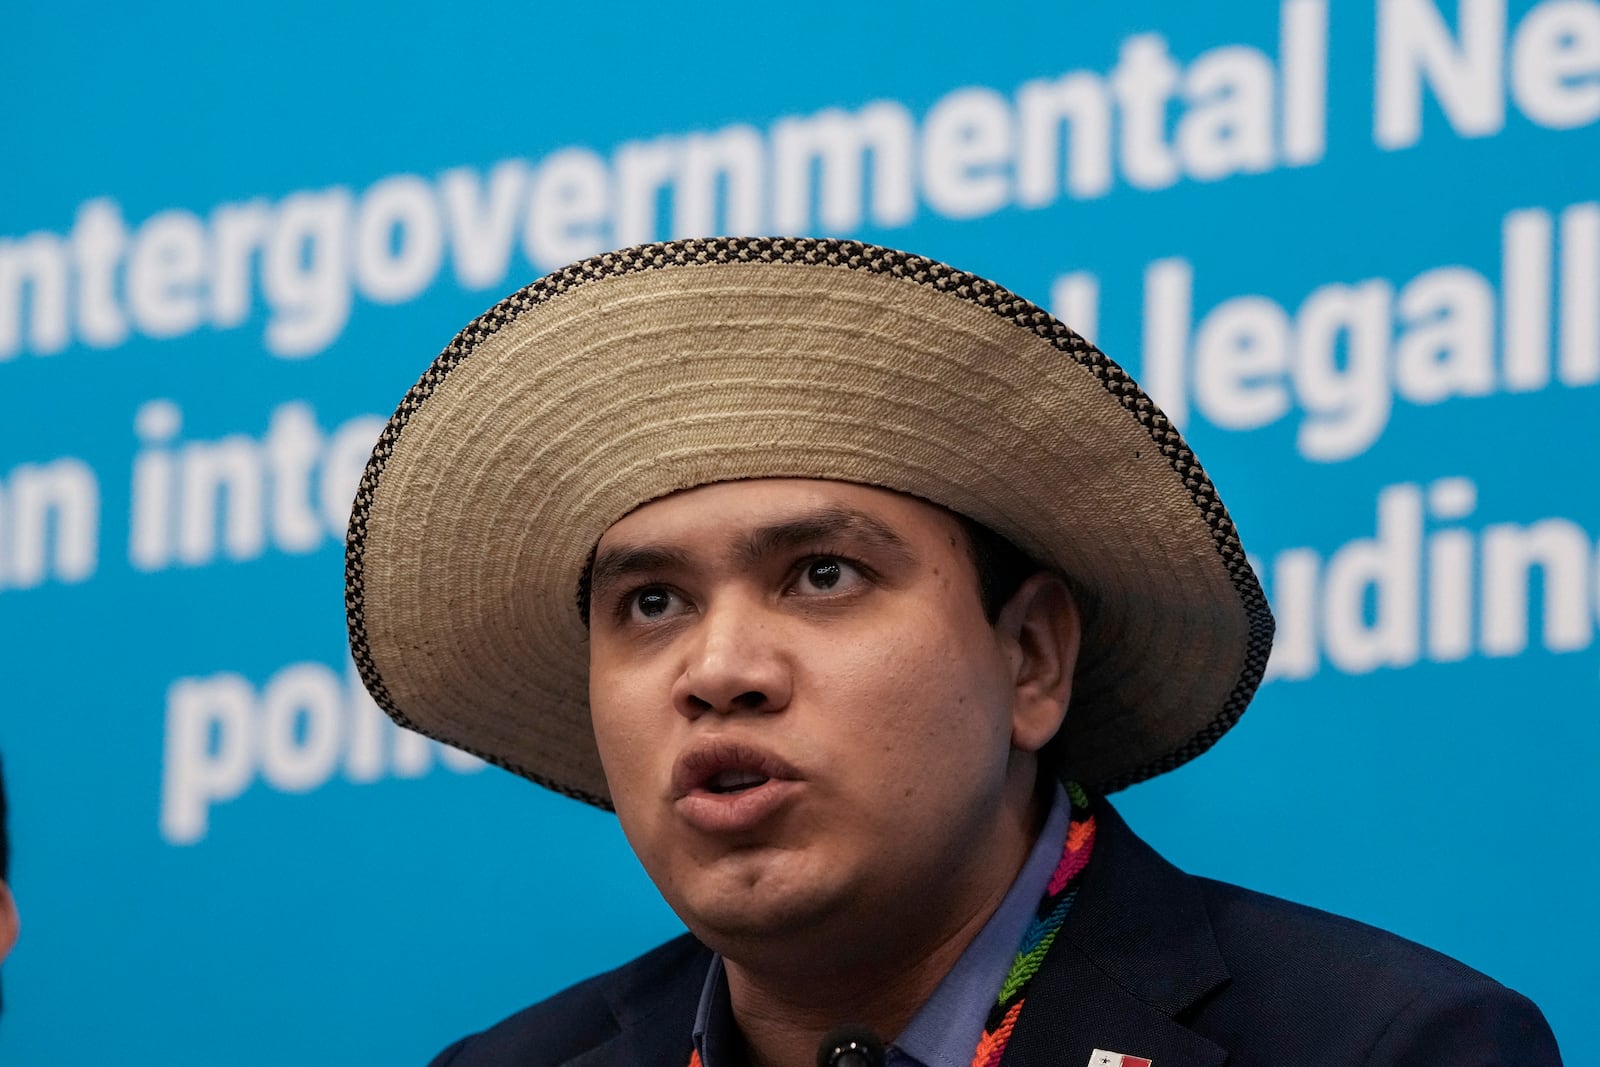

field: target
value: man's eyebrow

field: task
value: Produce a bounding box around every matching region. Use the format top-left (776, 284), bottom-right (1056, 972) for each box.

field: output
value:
top-left (588, 545), bottom-right (692, 596)
top-left (738, 506), bottom-right (914, 566)
top-left (587, 505), bottom-right (915, 601)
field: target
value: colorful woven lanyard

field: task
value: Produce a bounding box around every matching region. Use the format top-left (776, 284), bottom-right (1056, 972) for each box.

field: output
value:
top-left (688, 783), bottom-right (1097, 1067)
top-left (971, 781), bottom-right (1095, 1066)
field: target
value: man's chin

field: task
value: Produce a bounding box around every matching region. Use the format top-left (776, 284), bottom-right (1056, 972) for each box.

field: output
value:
top-left (673, 872), bottom-right (848, 952)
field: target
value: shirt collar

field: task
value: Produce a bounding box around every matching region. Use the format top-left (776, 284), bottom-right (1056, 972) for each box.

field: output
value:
top-left (691, 782), bottom-right (1073, 1067)
top-left (889, 782), bottom-right (1072, 1067)
top-left (693, 953), bottom-right (742, 1066)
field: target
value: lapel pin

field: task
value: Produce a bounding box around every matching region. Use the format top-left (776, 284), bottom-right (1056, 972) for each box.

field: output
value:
top-left (1088, 1051), bottom-right (1153, 1067)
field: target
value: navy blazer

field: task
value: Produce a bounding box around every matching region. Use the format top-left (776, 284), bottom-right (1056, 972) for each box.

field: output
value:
top-left (429, 802), bottom-right (1562, 1065)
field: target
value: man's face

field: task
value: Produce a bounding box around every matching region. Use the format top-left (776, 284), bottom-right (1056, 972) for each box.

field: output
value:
top-left (587, 479), bottom-right (1065, 958)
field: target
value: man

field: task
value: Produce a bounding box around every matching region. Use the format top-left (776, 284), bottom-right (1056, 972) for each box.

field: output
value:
top-left (0, 757), bottom-right (18, 1018)
top-left (346, 238), bottom-right (1561, 1066)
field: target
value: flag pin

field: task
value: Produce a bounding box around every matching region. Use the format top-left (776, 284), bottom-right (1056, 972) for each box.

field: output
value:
top-left (1088, 1051), bottom-right (1153, 1067)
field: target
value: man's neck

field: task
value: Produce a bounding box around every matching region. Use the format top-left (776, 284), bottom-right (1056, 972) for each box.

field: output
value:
top-left (724, 893), bottom-right (996, 1067)
top-left (719, 780), bottom-right (1050, 1067)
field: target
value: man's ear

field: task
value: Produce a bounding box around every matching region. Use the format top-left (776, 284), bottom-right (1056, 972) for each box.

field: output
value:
top-left (995, 573), bottom-right (1081, 753)
top-left (0, 880), bottom-right (17, 963)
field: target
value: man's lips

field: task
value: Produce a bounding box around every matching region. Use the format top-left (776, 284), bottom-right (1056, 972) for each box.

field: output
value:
top-left (671, 739), bottom-right (800, 799)
top-left (671, 739), bottom-right (803, 833)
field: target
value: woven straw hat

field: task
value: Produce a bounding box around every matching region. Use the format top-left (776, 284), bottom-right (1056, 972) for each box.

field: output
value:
top-left (345, 237), bottom-right (1274, 808)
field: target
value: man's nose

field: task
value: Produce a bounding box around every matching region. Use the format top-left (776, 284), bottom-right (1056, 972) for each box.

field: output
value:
top-left (671, 596), bottom-right (792, 718)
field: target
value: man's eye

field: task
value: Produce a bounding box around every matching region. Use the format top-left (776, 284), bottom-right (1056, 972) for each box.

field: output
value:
top-left (795, 557), bottom-right (863, 594)
top-left (629, 586), bottom-right (680, 621)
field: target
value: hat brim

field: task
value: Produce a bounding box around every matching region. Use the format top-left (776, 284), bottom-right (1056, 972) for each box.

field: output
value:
top-left (345, 237), bottom-right (1274, 807)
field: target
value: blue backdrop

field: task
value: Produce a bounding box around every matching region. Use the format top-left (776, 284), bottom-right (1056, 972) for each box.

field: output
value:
top-left (2, 1), bottom-right (1595, 1062)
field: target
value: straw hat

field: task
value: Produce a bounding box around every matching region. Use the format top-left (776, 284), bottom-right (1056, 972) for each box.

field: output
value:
top-left (345, 237), bottom-right (1274, 808)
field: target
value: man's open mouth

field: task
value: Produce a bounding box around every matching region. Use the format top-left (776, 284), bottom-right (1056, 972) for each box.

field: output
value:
top-left (705, 770), bottom-right (772, 795)
top-left (673, 740), bottom-right (799, 800)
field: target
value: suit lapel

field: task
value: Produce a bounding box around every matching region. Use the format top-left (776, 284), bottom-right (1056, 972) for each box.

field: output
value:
top-left (564, 936), bottom-right (709, 1067)
top-left (1002, 801), bottom-right (1230, 1067)
top-left (563, 1023), bottom-right (692, 1067)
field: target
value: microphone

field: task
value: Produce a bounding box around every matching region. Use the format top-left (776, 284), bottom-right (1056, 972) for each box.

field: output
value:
top-left (816, 1025), bottom-right (886, 1067)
